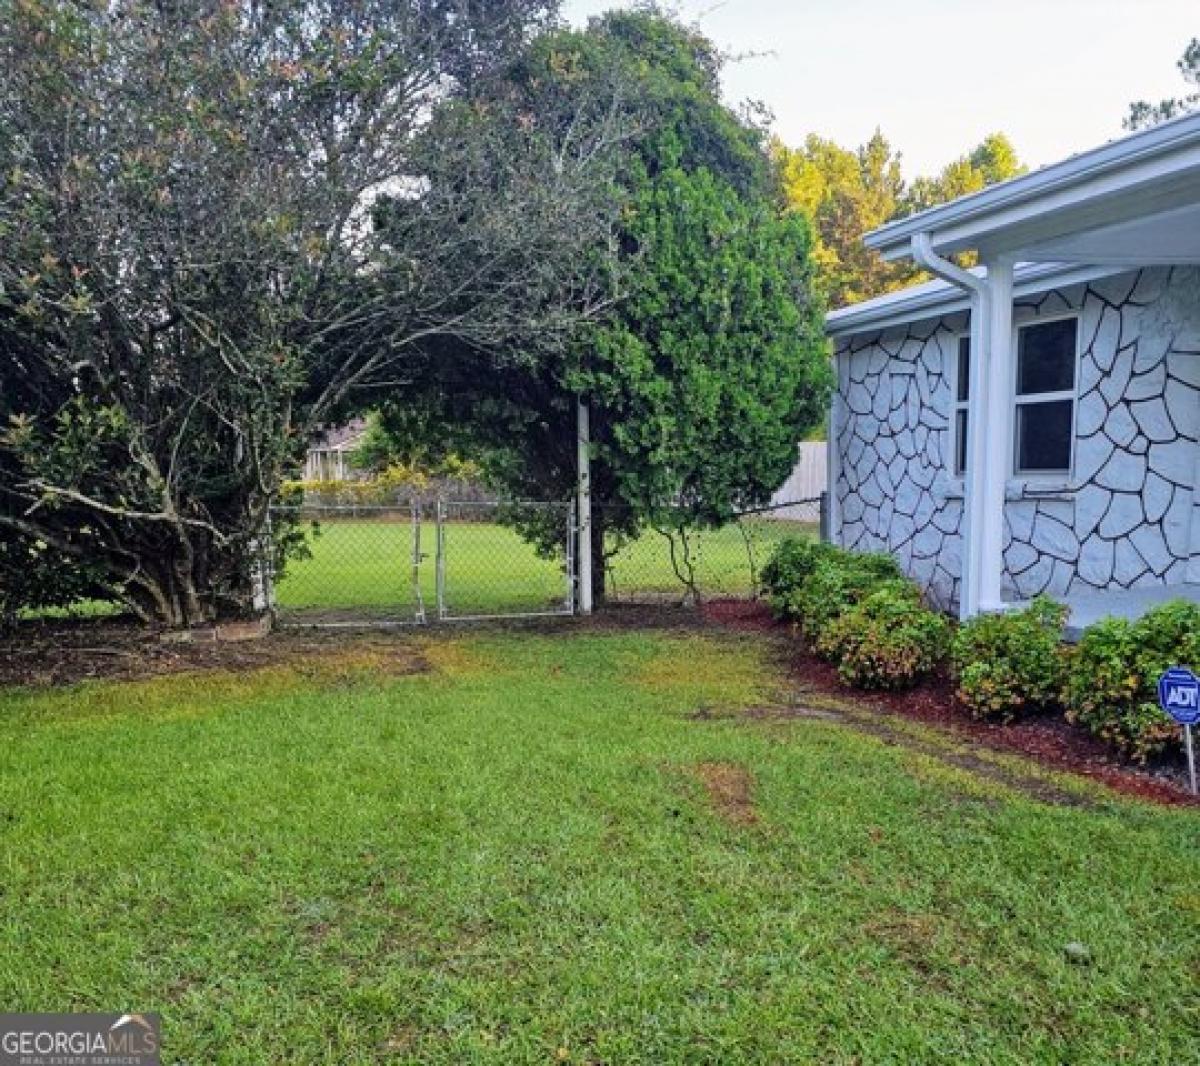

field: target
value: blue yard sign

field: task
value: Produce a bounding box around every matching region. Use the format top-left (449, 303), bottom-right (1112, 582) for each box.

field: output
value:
top-left (1158, 666), bottom-right (1199, 796)
top-left (1158, 667), bottom-right (1200, 726)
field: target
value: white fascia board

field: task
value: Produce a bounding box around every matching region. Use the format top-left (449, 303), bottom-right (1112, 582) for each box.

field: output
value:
top-left (864, 112), bottom-right (1200, 261)
top-left (825, 263), bottom-right (1126, 340)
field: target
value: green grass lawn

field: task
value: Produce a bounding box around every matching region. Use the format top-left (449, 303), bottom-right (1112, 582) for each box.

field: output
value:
top-left (275, 517), bottom-right (811, 620)
top-left (0, 627), bottom-right (1196, 1063)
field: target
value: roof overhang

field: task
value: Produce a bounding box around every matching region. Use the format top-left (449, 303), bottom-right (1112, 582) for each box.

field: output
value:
top-left (826, 262), bottom-right (1125, 339)
top-left (865, 112), bottom-right (1200, 266)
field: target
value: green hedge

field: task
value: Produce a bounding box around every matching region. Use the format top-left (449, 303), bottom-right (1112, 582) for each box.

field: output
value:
top-left (763, 538), bottom-right (1198, 769)
top-left (762, 539), bottom-right (943, 688)
top-left (818, 581), bottom-right (950, 690)
top-left (1064, 600), bottom-right (1200, 763)
top-left (761, 539), bottom-right (902, 640)
top-left (950, 596), bottom-right (1069, 722)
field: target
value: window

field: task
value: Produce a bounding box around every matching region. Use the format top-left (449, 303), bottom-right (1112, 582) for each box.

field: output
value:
top-left (1013, 318), bottom-right (1077, 475)
top-left (951, 335), bottom-right (970, 477)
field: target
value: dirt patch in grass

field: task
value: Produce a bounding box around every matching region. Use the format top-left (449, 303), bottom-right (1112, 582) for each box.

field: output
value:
top-left (690, 761), bottom-right (758, 826)
top-left (838, 705), bottom-right (1097, 808)
top-left (0, 619), bottom-right (429, 689)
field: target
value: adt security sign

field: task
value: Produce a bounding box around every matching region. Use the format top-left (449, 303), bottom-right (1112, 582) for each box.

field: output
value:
top-left (1158, 666), bottom-right (1199, 795)
top-left (1158, 667), bottom-right (1200, 725)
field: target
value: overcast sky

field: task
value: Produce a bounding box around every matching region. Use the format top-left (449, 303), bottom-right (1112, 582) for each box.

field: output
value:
top-left (560, 0), bottom-right (1197, 177)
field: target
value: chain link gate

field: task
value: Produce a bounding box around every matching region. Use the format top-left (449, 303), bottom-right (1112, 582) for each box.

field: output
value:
top-left (269, 503), bottom-right (425, 627)
top-left (269, 500), bottom-right (575, 627)
top-left (434, 500), bottom-right (575, 621)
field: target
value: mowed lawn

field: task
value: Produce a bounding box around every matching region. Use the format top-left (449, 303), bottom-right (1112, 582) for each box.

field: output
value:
top-left (274, 517), bottom-right (810, 619)
top-left (0, 628), bottom-right (1197, 1063)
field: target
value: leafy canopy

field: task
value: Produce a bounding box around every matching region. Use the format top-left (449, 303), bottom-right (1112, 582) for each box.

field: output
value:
top-left (376, 8), bottom-right (830, 581)
top-left (0, 0), bottom-right (626, 625)
top-left (775, 130), bottom-right (1025, 307)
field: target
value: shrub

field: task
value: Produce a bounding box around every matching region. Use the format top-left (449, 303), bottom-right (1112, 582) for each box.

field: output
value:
top-left (950, 596), bottom-right (1069, 721)
top-left (1065, 600), bottom-right (1200, 763)
top-left (817, 581), bottom-right (950, 690)
top-left (761, 538), bottom-right (902, 638)
top-left (0, 527), bottom-right (108, 629)
top-left (791, 556), bottom-right (891, 640)
top-left (760, 538), bottom-right (838, 621)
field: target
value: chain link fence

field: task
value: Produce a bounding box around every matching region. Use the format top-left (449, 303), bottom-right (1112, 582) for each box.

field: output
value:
top-left (599, 499), bottom-right (821, 605)
top-left (268, 496), bottom-right (821, 627)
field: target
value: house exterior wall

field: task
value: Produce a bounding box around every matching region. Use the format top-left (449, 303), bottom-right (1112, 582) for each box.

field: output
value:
top-left (833, 266), bottom-right (1200, 611)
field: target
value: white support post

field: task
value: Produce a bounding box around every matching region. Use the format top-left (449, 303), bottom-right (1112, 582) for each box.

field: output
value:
top-left (977, 258), bottom-right (1015, 613)
top-left (961, 286), bottom-right (990, 620)
top-left (576, 398), bottom-right (593, 615)
top-left (1188, 439), bottom-right (1200, 583)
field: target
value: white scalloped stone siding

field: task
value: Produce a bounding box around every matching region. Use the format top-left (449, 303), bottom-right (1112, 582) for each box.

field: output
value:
top-left (833, 266), bottom-right (1200, 611)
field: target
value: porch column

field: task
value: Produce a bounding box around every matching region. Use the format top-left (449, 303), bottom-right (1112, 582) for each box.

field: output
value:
top-left (977, 258), bottom-right (1015, 612)
top-left (960, 287), bottom-right (990, 619)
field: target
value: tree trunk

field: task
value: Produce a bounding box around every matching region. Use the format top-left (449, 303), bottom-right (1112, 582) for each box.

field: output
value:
top-left (590, 507), bottom-right (606, 605)
top-left (119, 539), bottom-right (237, 629)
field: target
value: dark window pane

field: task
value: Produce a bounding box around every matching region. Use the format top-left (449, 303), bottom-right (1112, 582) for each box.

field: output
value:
top-left (1017, 319), bottom-right (1077, 395)
top-left (955, 409), bottom-right (968, 475)
top-left (957, 336), bottom-right (970, 401)
top-left (1016, 400), bottom-right (1073, 472)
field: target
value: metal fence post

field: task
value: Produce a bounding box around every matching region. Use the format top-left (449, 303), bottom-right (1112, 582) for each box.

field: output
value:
top-left (435, 497), bottom-right (447, 621)
top-left (411, 500), bottom-right (426, 625)
top-left (252, 511), bottom-right (275, 614)
top-left (566, 499), bottom-right (577, 615)
top-left (576, 398), bottom-right (593, 615)
top-left (819, 491), bottom-right (831, 543)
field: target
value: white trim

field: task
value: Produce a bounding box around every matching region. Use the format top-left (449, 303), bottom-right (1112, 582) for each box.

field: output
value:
top-left (1009, 313), bottom-right (1081, 479)
top-left (827, 263), bottom-right (1125, 338)
top-left (947, 330), bottom-right (970, 478)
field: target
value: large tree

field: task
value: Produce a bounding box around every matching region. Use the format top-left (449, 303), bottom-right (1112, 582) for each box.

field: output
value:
top-left (0, 0), bottom-right (628, 626)
top-left (776, 131), bottom-right (910, 307)
top-left (776, 131), bottom-right (1025, 307)
top-left (375, 9), bottom-right (830, 599)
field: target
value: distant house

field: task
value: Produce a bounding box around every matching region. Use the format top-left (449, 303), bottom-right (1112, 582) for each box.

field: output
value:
top-left (826, 113), bottom-right (1199, 630)
top-left (304, 419), bottom-right (368, 482)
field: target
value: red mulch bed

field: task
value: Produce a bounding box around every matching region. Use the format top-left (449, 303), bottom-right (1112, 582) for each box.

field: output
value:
top-left (700, 598), bottom-right (780, 633)
top-left (700, 599), bottom-right (1198, 809)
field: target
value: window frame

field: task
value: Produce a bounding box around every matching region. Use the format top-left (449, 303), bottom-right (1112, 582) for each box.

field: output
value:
top-left (1010, 312), bottom-right (1081, 480)
top-left (947, 329), bottom-right (971, 480)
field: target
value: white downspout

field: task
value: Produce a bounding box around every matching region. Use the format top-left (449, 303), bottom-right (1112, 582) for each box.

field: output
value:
top-left (826, 350), bottom-right (841, 545)
top-left (911, 234), bottom-right (989, 620)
